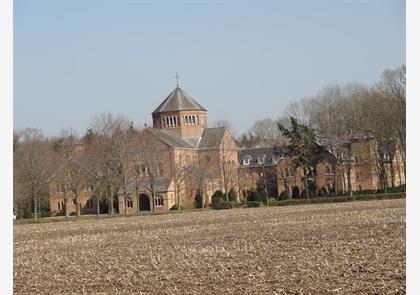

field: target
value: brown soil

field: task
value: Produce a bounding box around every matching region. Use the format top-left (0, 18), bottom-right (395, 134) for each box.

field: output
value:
top-left (14, 199), bottom-right (406, 294)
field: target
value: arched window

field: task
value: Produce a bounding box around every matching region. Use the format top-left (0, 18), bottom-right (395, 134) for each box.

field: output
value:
top-left (155, 195), bottom-right (164, 207)
top-left (192, 116), bottom-right (196, 125)
top-left (126, 198), bottom-right (133, 208)
top-left (197, 116), bottom-right (200, 125)
top-left (326, 165), bottom-right (331, 175)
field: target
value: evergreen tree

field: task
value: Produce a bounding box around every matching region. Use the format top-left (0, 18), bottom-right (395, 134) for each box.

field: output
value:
top-left (277, 117), bottom-right (329, 198)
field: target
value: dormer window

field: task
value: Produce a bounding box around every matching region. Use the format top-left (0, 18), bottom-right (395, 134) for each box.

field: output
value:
top-left (257, 154), bottom-right (266, 165)
top-left (243, 155), bottom-right (252, 165)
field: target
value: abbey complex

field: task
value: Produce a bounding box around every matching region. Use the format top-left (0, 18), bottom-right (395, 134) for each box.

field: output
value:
top-left (48, 86), bottom-right (406, 216)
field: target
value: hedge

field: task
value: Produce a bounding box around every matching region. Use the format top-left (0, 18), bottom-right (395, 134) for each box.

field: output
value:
top-left (271, 192), bottom-right (405, 207)
top-left (246, 201), bottom-right (262, 208)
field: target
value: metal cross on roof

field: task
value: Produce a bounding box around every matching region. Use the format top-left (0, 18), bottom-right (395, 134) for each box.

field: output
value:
top-left (174, 72), bottom-right (180, 87)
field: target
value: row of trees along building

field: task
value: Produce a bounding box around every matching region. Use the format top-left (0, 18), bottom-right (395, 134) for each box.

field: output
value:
top-left (238, 65), bottom-right (405, 197)
top-left (13, 65), bottom-right (405, 218)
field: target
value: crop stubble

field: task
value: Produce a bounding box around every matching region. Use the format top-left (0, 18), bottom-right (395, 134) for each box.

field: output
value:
top-left (14, 199), bottom-right (405, 294)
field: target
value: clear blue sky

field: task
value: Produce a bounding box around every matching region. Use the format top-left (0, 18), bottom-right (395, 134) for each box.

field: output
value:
top-left (14, 0), bottom-right (405, 137)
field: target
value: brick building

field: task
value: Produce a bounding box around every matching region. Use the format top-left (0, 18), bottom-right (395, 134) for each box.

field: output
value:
top-left (50, 85), bottom-right (239, 215)
top-left (49, 86), bottom-right (405, 216)
top-left (237, 137), bottom-right (405, 199)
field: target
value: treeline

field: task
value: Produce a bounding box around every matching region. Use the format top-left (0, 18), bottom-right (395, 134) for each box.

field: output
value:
top-left (237, 64), bottom-right (406, 195)
top-left (14, 65), bottom-right (405, 217)
top-left (13, 114), bottom-right (162, 219)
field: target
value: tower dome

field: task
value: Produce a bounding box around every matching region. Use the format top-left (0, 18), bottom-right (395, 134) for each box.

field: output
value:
top-left (152, 86), bottom-right (207, 139)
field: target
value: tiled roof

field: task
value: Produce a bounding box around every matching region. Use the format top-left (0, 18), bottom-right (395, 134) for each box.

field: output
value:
top-left (148, 128), bottom-right (194, 149)
top-left (198, 127), bottom-right (226, 149)
top-left (238, 147), bottom-right (283, 167)
top-left (118, 177), bottom-right (174, 194)
top-left (152, 86), bottom-right (206, 114)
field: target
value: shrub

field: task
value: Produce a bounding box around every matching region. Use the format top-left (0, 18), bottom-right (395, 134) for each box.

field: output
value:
top-left (246, 201), bottom-right (262, 208)
top-left (268, 197), bottom-right (277, 206)
top-left (41, 211), bottom-right (51, 218)
top-left (195, 194), bottom-right (203, 208)
top-left (278, 191), bottom-right (290, 201)
top-left (257, 185), bottom-right (268, 204)
top-left (228, 188), bottom-right (238, 202)
top-left (170, 204), bottom-right (185, 210)
top-left (270, 192), bottom-right (405, 207)
top-left (23, 209), bottom-right (32, 219)
top-left (211, 195), bottom-right (225, 210)
top-left (213, 190), bottom-right (225, 200)
top-left (16, 209), bottom-right (24, 219)
top-left (247, 189), bottom-right (261, 202)
top-left (223, 202), bottom-right (233, 209)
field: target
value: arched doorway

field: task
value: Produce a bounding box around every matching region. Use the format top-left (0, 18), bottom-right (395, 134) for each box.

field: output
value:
top-left (139, 193), bottom-right (151, 211)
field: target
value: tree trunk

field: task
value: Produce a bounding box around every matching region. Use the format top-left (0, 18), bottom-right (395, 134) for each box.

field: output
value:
top-left (390, 160), bottom-right (396, 188)
top-left (109, 186), bottom-right (114, 215)
top-left (202, 188), bottom-right (205, 209)
top-left (33, 193), bottom-right (38, 219)
top-left (64, 193), bottom-right (69, 218)
top-left (76, 191), bottom-right (81, 217)
top-left (332, 162), bottom-right (337, 196)
top-left (346, 167), bottom-right (352, 196)
top-left (96, 196), bottom-right (100, 216)
top-left (304, 168), bottom-right (309, 199)
top-left (152, 185), bottom-right (156, 213)
top-left (403, 160), bottom-right (406, 184)
top-left (177, 187), bottom-right (181, 211)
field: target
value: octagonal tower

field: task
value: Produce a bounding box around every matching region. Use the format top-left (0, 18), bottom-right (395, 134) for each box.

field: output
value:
top-left (152, 86), bottom-right (207, 140)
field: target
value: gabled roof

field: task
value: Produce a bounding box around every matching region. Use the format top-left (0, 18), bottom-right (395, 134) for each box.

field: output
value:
top-left (238, 147), bottom-right (282, 167)
top-left (118, 177), bottom-right (174, 194)
top-left (152, 86), bottom-right (206, 114)
top-left (148, 128), bottom-right (194, 149)
top-left (198, 127), bottom-right (226, 149)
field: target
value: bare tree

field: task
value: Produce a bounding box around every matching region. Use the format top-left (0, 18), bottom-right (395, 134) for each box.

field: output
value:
top-left (172, 156), bottom-right (189, 210)
top-left (137, 129), bottom-right (165, 213)
top-left (213, 119), bottom-right (236, 137)
top-left (111, 126), bottom-right (138, 215)
top-left (248, 118), bottom-right (284, 139)
top-left (359, 90), bottom-right (397, 192)
top-left (67, 156), bottom-right (91, 216)
top-left (89, 113), bottom-right (134, 214)
top-left (14, 128), bottom-right (52, 219)
top-left (51, 129), bottom-right (80, 218)
top-left (376, 65), bottom-right (406, 182)
top-left (188, 156), bottom-right (213, 208)
top-left (283, 97), bottom-right (316, 126)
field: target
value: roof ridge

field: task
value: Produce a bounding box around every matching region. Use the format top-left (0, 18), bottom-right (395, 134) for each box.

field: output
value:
top-left (152, 86), bottom-right (206, 114)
